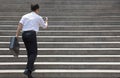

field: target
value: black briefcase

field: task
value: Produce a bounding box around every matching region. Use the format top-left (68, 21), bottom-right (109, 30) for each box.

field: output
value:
top-left (9, 37), bottom-right (20, 57)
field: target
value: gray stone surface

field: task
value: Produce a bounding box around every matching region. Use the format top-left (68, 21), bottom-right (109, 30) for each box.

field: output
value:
top-left (0, 0), bottom-right (120, 77)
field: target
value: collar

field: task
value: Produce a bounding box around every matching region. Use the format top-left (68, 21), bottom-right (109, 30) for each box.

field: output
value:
top-left (31, 12), bottom-right (38, 15)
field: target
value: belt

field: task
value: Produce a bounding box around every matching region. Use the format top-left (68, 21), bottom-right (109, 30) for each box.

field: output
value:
top-left (22, 30), bottom-right (36, 33)
top-left (23, 30), bottom-right (36, 33)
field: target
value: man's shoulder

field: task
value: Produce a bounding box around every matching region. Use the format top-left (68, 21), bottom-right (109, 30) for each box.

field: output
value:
top-left (35, 13), bottom-right (42, 18)
top-left (36, 14), bottom-right (43, 20)
top-left (21, 12), bottom-right (43, 19)
top-left (38, 15), bottom-right (42, 19)
top-left (22, 12), bottom-right (31, 18)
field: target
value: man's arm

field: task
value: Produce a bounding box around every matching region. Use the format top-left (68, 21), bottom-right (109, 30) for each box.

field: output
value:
top-left (16, 23), bottom-right (23, 38)
top-left (40, 17), bottom-right (48, 29)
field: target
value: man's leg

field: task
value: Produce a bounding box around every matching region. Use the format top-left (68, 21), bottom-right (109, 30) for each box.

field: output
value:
top-left (22, 31), bottom-right (37, 78)
top-left (27, 31), bottom-right (37, 71)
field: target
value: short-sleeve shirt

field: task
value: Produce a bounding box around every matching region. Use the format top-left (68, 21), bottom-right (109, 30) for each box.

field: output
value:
top-left (19, 12), bottom-right (47, 32)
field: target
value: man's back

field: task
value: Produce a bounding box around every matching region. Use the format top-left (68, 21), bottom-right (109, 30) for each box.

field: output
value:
top-left (20, 12), bottom-right (47, 32)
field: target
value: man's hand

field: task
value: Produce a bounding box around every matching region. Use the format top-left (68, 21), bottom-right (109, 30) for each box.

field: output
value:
top-left (45, 17), bottom-right (48, 28)
top-left (45, 17), bottom-right (48, 21)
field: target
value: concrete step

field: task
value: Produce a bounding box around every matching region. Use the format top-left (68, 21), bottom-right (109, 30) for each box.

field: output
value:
top-left (1, 36), bottom-right (120, 42)
top-left (1, 48), bottom-right (120, 55)
top-left (1, 26), bottom-right (120, 30)
top-left (0, 5), bottom-right (118, 11)
top-left (0, 4), bottom-right (117, 10)
top-left (0, 0), bottom-right (118, 1)
top-left (0, 16), bottom-right (120, 21)
top-left (2, 42), bottom-right (120, 48)
top-left (3, 3), bottom-right (113, 7)
top-left (0, 0), bottom-right (119, 4)
top-left (0, 11), bottom-right (120, 16)
top-left (0, 9), bottom-right (119, 12)
top-left (0, 21), bottom-right (120, 25)
top-left (0, 62), bottom-right (120, 69)
top-left (1, 9), bottom-right (119, 12)
top-left (0, 55), bottom-right (120, 62)
top-left (1, 24), bottom-right (120, 27)
top-left (0, 69), bottom-right (120, 78)
top-left (1, 31), bottom-right (120, 36)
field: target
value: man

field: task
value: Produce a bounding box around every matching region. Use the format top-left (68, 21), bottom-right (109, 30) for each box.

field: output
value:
top-left (16, 4), bottom-right (48, 78)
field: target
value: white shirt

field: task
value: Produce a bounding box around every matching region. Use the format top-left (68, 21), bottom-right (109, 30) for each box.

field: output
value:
top-left (19, 12), bottom-right (47, 32)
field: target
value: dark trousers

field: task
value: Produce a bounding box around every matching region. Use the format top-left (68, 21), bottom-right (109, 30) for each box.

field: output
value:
top-left (22, 31), bottom-right (37, 71)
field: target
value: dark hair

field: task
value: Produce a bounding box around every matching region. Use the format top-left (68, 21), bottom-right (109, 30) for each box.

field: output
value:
top-left (31, 4), bottom-right (39, 11)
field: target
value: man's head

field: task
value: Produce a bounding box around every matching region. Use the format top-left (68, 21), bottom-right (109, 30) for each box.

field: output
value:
top-left (31, 4), bottom-right (39, 13)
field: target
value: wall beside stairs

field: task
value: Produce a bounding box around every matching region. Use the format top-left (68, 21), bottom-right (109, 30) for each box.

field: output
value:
top-left (0, 0), bottom-right (120, 78)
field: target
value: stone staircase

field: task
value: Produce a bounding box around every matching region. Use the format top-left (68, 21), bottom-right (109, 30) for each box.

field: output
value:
top-left (0, 0), bottom-right (120, 78)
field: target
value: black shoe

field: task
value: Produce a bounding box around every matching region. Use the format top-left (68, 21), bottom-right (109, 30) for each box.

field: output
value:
top-left (25, 67), bottom-right (36, 72)
top-left (28, 74), bottom-right (33, 78)
top-left (24, 69), bottom-right (33, 78)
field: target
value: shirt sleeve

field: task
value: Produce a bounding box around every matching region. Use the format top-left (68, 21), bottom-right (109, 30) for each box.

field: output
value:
top-left (19, 16), bottom-right (25, 25)
top-left (39, 17), bottom-right (47, 29)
